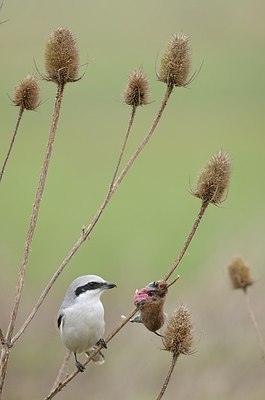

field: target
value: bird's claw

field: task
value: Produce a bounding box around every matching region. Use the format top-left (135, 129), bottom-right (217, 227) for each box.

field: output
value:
top-left (75, 360), bottom-right (85, 372)
top-left (97, 338), bottom-right (107, 349)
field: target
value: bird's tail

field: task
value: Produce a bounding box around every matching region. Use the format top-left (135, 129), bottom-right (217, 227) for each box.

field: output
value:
top-left (86, 347), bottom-right (105, 365)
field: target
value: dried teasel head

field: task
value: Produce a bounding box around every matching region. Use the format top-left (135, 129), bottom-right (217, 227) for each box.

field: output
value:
top-left (193, 150), bottom-right (231, 205)
top-left (163, 304), bottom-right (193, 356)
top-left (228, 256), bottom-right (253, 290)
top-left (158, 34), bottom-right (191, 87)
top-left (13, 75), bottom-right (40, 110)
top-left (45, 27), bottom-right (79, 84)
top-left (123, 70), bottom-right (149, 107)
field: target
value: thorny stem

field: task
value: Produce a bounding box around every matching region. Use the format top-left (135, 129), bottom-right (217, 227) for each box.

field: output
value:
top-left (156, 353), bottom-right (178, 400)
top-left (163, 201), bottom-right (209, 282)
top-left (45, 148), bottom-right (209, 399)
top-left (0, 83), bottom-right (65, 397)
top-left (12, 84), bottom-right (174, 346)
top-left (109, 105), bottom-right (137, 190)
top-left (50, 350), bottom-right (71, 395)
top-left (244, 288), bottom-right (265, 358)
top-left (48, 105), bottom-right (137, 395)
top-left (0, 107), bottom-right (24, 182)
top-left (0, 330), bottom-right (4, 346)
top-left (44, 309), bottom-right (137, 400)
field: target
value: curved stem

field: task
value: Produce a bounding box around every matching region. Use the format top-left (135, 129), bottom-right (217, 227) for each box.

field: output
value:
top-left (156, 353), bottom-right (178, 400)
top-left (12, 84), bottom-right (174, 346)
top-left (164, 201), bottom-right (208, 282)
top-left (44, 309), bottom-right (137, 400)
top-left (0, 83), bottom-right (65, 397)
top-left (244, 289), bottom-right (265, 358)
top-left (0, 106), bottom-right (24, 182)
top-left (109, 105), bottom-right (136, 190)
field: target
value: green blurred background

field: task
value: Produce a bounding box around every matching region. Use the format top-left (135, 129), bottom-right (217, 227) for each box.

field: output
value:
top-left (1, 0), bottom-right (265, 399)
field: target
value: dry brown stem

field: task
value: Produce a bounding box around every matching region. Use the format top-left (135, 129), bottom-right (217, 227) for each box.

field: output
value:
top-left (164, 201), bottom-right (209, 281)
top-left (12, 84), bottom-right (174, 346)
top-left (156, 353), bottom-right (178, 400)
top-left (0, 83), bottom-right (65, 397)
top-left (244, 289), bottom-right (265, 358)
top-left (44, 309), bottom-right (137, 400)
top-left (50, 350), bottom-right (71, 394)
top-left (0, 107), bottom-right (24, 182)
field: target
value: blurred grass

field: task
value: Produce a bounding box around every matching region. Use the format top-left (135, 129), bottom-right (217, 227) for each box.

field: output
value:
top-left (0, 0), bottom-right (265, 399)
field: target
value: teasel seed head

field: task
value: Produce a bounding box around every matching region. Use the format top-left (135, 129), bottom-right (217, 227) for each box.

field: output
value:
top-left (228, 256), bottom-right (253, 290)
top-left (45, 27), bottom-right (79, 84)
top-left (163, 304), bottom-right (193, 356)
top-left (13, 75), bottom-right (40, 110)
top-left (158, 34), bottom-right (191, 87)
top-left (193, 150), bottom-right (231, 205)
top-left (123, 69), bottom-right (149, 107)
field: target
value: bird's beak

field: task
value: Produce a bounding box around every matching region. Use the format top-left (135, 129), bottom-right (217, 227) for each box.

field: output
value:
top-left (103, 281), bottom-right (117, 289)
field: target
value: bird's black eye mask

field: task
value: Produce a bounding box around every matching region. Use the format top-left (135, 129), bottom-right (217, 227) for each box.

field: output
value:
top-left (75, 281), bottom-right (103, 296)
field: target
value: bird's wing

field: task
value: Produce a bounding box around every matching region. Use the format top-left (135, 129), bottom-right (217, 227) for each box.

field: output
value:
top-left (57, 312), bottom-right (64, 329)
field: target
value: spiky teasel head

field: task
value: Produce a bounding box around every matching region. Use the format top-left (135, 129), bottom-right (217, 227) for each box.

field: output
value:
top-left (193, 150), bottom-right (231, 205)
top-left (13, 75), bottom-right (40, 110)
top-left (158, 34), bottom-right (191, 87)
top-left (228, 256), bottom-right (253, 290)
top-left (123, 70), bottom-right (149, 107)
top-left (45, 27), bottom-right (79, 85)
top-left (163, 304), bottom-right (193, 356)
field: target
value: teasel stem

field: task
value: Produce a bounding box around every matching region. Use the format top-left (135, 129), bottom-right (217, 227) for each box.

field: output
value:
top-left (244, 288), bottom-right (265, 358)
top-left (0, 83), bottom-right (65, 398)
top-left (43, 87), bottom-right (174, 400)
top-left (12, 84), bottom-right (174, 348)
top-left (156, 353), bottom-right (178, 400)
top-left (0, 107), bottom-right (24, 182)
top-left (44, 309), bottom-right (138, 400)
top-left (49, 350), bottom-right (71, 395)
top-left (109, 105), bottom-right (137, 190)
top-left (164, 200), bottom-right (209, 281)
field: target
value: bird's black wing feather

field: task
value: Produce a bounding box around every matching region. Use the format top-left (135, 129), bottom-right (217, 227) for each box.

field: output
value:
top-left (57, 313), bottom-right (64, 329)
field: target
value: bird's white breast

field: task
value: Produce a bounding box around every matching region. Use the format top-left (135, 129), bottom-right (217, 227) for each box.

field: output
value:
top-left (61, 296), bottom-right (105, 354)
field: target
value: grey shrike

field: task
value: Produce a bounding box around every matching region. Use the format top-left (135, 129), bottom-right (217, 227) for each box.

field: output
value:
top-left (57, 275), bottom-right (116, 372)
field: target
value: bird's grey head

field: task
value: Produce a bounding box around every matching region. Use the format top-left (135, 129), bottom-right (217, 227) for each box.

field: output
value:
top-left (60, 275), bottom-right (116, 309)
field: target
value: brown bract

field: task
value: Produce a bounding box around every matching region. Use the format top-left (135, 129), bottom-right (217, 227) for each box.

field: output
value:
top-left (163, 304), bottom-right (193, 355)
top-left (228, 256), bottom-right (253, 290)
top-left (45, 27), bottom-right (79, 84)
top-left (158, 34), bottom-right (191, 87)
top-left (13, 76), bottom-right (40, 110)
top-left (123, 70), bottom-right (149, 107)
top-left (193, 150), bottom-right (231, 205)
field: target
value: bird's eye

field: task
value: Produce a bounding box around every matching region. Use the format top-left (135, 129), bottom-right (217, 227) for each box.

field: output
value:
top-left (89, 282), bottom-right (96, 287)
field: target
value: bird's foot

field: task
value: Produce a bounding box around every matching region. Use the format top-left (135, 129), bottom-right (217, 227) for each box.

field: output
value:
top-left (74, 352), bottom-right (85, 372)
top-left (75, 360), bottom-right (85, 372)
top-left (154, 331), bottom-right (164, 337)
top-left (97, 338), bottom-right (107, 349)
top-left (130, 315), bottom-right (142, 324)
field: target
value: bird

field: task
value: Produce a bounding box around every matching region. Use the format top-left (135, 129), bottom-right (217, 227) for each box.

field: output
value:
top-left (57, 275), bottom-right (117, 372)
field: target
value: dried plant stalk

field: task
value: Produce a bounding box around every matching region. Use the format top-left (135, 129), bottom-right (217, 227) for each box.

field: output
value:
top-left (0, 83), bottom-right (65, 397)
top-left (156, 353), bottom-right (178, 400)
top-left (244, 289), bottom-right (265, 358)
top-left (0, 107), bottom-right (24, 182)
top-left (156, 305), bottom-right (193, 399)
top-left (0, 76), bottom-right (40, 182)
top-left (12, 84), bottom-right (174, 347)
top-left (228, 257), bottom-right (265, 357)
top-left (43, 85), bottom-right (174, 399)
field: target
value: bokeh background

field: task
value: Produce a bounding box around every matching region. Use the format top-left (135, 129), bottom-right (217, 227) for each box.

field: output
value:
top-left (1, 1), bottom-right (265, 399)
